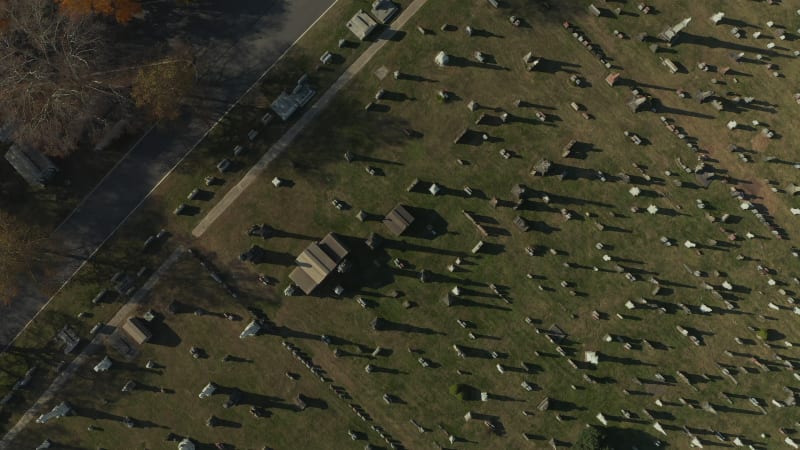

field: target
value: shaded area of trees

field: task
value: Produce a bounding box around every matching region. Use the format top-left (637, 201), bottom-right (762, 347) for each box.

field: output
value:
top-left (574, 426), bottom-right (612, 450)
top-left (0, 210), bottom-right (45, 303)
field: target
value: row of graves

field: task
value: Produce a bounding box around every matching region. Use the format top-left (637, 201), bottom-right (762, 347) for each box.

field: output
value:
top-left (578, 2), bottom-right (800, 240)
top-left (170, 2), bottom-right (800, 449)
top-left (555, 2), bottom-right (800, 448)
top-left (28, 269), bottom-right (394, 449)
top-left (299, 1), bottom-right (800, 448)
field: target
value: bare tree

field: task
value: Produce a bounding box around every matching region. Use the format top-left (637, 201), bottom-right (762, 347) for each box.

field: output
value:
top-left (0, 0), bottom-right (121, 157)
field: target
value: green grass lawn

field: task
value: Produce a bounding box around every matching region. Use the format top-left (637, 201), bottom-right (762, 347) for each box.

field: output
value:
top-left (8, 0), bottom-right (800, 449)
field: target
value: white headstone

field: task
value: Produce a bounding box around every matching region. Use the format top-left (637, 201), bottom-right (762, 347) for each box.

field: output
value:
top-left (435, 51), bottom-right (450, 67)
top-left (178, 439), bottom-right (196, 450)
top-left (93, 356), bottom-right (112, 373)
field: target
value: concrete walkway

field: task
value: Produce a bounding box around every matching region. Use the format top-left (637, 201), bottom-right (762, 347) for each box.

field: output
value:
top-left (192, 0), bottom-right (431, 238)
top-left (0, 247), bottom-right (185, 450)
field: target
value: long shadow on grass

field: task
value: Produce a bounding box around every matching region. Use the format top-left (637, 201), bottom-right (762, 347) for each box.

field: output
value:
top-left (375, 318), bottom-right (445, 336)
top-left (446, 56), bottom-right (510, 72)
top-left (270, 325), bottom-right (321, 342)
top-left (76, 406), bottom-right (126, 424)
top-left (600, 354), bottom-right (656, 367)
top-left (288, 96), bottom-right (415, 176)
top-left (145, 318), bottom-right (182, 347)
top-left (457, 345), bottom-right (499, 359)
top-left (418, 272), bottom-right (488, 289)
top-left (235, 390), bottom-right (295, 412)
top-left (655, 104), bottom-right (716, 120)
top-left (383, 240), bottom-right (469, 258)
top-left (369, 365), bottom-right (408, 375)
top-left (678, 32), bottom-right (787, 58)
top-left (452, 298), bottom-right (512, 312)
top-left (535, 59), bottom-right (581, 74)
top-left (548, 398), bottom-right (587, 412)
top-left (604, 426), bottom-right (661, 449)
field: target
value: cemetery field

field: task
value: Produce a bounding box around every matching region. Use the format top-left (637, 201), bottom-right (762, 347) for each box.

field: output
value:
top-left (9, 255), bottom-right (376, 450)
top-left (0, 0), bottom-right (373, 432)
top-left (9, 0), bottom-right (800, 449)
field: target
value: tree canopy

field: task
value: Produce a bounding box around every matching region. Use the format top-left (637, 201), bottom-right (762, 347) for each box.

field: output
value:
top-left (574, 426), bottom-right (613, 450)
top-left (56, 0), bottom-right (143, 24)
top-left (132, 59), bottom-right (195, 121)
top-left (0, 0), bottom-right (120, 157)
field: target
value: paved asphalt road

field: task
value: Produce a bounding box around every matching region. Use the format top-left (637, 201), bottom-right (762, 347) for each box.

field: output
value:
top-left (0, 0), bottom-right (336, 348)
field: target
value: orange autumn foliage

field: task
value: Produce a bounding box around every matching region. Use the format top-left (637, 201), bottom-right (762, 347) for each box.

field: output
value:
top-left (56, 0), bottom-right (142, 24)
top-left (0, 1), bottom-right (7, 31)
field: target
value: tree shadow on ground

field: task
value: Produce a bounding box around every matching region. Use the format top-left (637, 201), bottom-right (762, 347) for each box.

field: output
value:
top-left (146, 317), bottom-right (182, 347)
